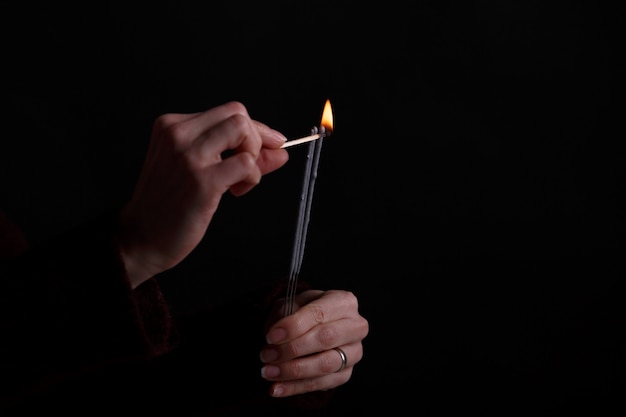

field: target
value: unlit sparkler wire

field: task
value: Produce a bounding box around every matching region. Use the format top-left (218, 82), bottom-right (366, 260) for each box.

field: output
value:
top-left (284, 126), bottom-right (325, 316)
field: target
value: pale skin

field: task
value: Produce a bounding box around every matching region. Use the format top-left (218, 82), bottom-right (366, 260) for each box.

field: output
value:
top-left (261, 289), bottom-right (369, 397)
top-left (115, 101), bottom-right (369, 397)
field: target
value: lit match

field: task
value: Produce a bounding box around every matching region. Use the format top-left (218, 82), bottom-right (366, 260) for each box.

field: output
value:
top-left (280, 99), bottom-right (334, 149)
top-left (280, 133), bottom-right (321, 148)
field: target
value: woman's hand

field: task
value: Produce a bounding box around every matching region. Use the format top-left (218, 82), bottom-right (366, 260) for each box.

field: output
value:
top-left (260, 289), bottom-right (370, 397)
top-left (116, 101), bottom-right (288, 288)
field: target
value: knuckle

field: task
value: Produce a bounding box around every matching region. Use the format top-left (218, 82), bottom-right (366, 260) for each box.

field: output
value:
top-left (308, 304), bottom-right (326, 325)
top-left (341, 289), bottom-right (359, 308)
top-left (318, 325), bottom-right (339, 347)
top-left (222, 100), bottom-right (248, 115)
top-left (286, 339), bottom-right (303, 358)
top-left (162, 122), bottom-right (191, 148)
top-left (152, 113), bottom-right (174, 131)
top-left (154, 114), bottom-right (185, 137)
top-left (287, 360), bottom-right (305, 379)
top-left (301, 378), bottom-right (321, 394)
top-left (320, 351), bottom-right (337, 374)
top-left (358, 316), bottom-right (370, 338)
top-left (237, 152), bottom-right (258, 171)
top-left (227, 112), bottom-right (249, 131)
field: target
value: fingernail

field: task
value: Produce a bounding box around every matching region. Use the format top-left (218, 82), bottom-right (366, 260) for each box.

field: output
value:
top-left (259, 347), bottom-right (279, 363)
top-left (268, 129), bottom-right (287, 145)
top-left (274, 130), bottom-right (287, 142)
top-left (266, 327), bottom-right (287, 344)
top-left (271, 384), bottom-right (285, 397)
top-left (261, 365), bottom-right (281, 379)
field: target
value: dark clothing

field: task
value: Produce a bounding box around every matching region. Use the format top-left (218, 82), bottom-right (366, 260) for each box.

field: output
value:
top-left (0, 210), bottom-right (333, 416)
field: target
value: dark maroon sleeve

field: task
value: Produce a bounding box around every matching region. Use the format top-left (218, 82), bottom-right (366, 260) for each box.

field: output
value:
top-left (0, 209), bottom-right (175, 408)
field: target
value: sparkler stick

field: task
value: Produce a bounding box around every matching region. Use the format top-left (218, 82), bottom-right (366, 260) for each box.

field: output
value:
top-left (283, 99), bottom-right (333, 317)
top-left (284, 127), bottom-right (325, 316)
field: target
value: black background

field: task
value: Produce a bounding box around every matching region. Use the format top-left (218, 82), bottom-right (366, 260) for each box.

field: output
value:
top-left (1, 1), bottom-right (624, 415)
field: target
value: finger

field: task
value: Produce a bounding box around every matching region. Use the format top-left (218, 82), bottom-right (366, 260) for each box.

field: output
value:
top-left (153, 101), bottom-right (251, 148)
top-left (250, 120), bottom-right (289, 176)
top-left (253, 120), bottom-right (288, 148)
top-left (261, 343), bottom-right (361, 382)
top-left (292, 289), bottom-right (326, 306)
top-left (188, 101), bottom-right (253, 145)
top-left (269, 313), bottom-right (367, 362)
top-left (265, 354), bottom-right (355, 398)
top-left (255, 147), bottom-right (289, 176)
top-left (195, 113), bottom-right (262, 163)
top-left (209, 151), bottom-right (262, 197)
top-left (268, 371), bottom-right (351, 398)
top-left (266, 290), bottom-right (360, 345)
top-left (268, 290), bottom-right (324, 322)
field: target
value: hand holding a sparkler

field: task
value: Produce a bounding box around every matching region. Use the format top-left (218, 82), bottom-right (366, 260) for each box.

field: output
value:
top-left (260, 289), bottom-right (369, 397)
top-left (116, 101), bottom-right (289, 289)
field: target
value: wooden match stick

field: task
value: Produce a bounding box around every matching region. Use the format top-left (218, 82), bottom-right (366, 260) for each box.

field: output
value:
top-left (281, 134), bottom-right (321, 149)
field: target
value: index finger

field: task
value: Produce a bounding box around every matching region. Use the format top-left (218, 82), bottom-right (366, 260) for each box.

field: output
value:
top-left (265, 290), bottom-right (357, 345)
top-left (254, 120), bottom-right (288, 149)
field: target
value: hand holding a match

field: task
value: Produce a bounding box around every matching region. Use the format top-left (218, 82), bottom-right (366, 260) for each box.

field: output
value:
top-left (116, 101), bottom-right (289, 289)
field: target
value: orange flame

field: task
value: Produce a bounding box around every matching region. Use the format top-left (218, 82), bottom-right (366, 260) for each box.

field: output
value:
top-left (320, 99), bottom-right (333, 135)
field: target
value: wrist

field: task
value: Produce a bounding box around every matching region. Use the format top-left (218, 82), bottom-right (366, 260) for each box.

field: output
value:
top-left (114, 208), bottom-right (156, 289)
